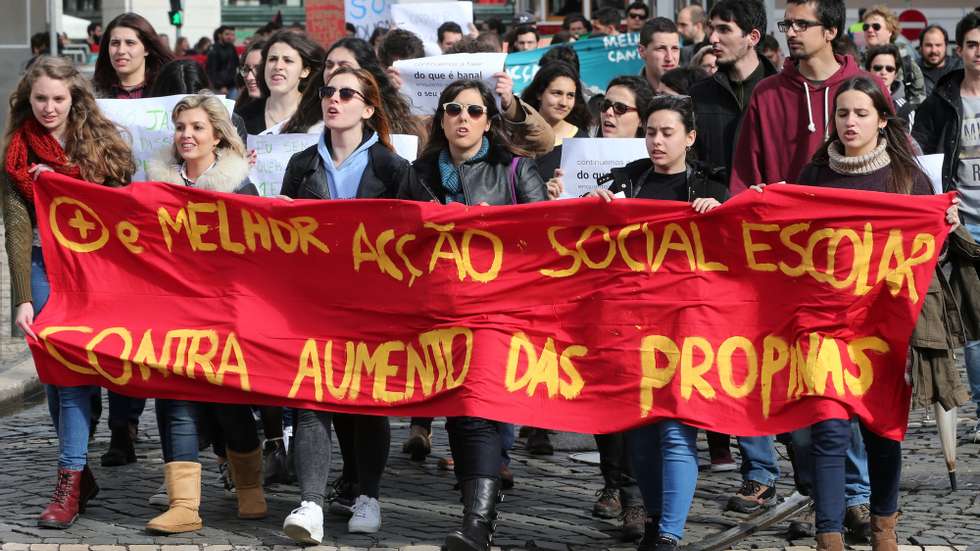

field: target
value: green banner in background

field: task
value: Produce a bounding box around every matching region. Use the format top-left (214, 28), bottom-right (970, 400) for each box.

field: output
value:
top-left (505, 33), bottom-right (644, 96)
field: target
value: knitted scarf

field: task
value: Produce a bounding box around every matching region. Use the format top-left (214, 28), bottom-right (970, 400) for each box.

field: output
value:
top-left (4, 117), bottom-right (82, 203)
top-left (438, 137), bottom-right (490, 196)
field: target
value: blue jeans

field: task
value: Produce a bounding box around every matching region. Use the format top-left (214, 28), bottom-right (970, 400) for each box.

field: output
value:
top-left (155, 399), bottom-right (199, 463)
top-left (499, 423), bottom-right (515, 467)
top-left (965, 223), bottom-right (980, 417)
top-left (629, 420), bottom-right (699, 541)
top-left (791, 420), bottom-right (870, 508)
top-left (34, 247), bottom-right (96, 471)
top-left (810, 418), bottom-right (901, 533)
top-left (736, 435), bottom-right (779, 486)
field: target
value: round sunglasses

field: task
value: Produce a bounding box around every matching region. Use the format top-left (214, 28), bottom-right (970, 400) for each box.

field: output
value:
top-left (442, 102), bottom-right (487, 118)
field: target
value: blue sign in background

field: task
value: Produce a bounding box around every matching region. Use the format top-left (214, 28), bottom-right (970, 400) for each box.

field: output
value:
top-left (505, 33), bottom-right (644, 95)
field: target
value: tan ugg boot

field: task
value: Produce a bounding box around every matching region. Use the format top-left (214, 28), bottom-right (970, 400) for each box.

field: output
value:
top-left (146, 462), bottom-right (203, 533)
top-left (227, 447), bottom-right (267, 519)
top-left (871, 513), bottom-right (899, 551)
top-left (816, 531), bottom-right (844, 551)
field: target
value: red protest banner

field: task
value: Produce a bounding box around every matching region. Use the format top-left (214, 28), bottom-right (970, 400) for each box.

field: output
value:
top-left (29, 173), bottom-right (952, 440)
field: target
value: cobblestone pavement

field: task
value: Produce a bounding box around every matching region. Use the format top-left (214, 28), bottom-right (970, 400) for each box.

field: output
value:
top-left (0, 393), bottom-right (977, 551)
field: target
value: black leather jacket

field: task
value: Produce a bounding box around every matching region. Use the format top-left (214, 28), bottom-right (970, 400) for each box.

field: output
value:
top-left (609, 158), bottom-right (729, 202)
top-left (401, 144), bottom-right (548, 205)
top-left (279, 137), bottom-right (410, 199)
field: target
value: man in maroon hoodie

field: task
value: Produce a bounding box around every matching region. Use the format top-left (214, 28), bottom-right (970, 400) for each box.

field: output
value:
top-left (729, 0), bottom-right (889, 194)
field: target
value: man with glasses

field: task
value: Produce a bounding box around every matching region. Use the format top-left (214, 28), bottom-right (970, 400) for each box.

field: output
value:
top-left (207, 25), bottom-right (239, 98)
top-left (625, 2), bottom-right (649, 34)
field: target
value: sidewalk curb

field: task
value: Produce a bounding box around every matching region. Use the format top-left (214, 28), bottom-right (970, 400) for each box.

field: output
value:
top-left (0, 353), bottom-right (39, 412)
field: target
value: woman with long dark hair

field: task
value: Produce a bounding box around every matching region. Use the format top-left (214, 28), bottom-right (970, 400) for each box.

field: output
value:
top-left (92, 13), bottom-right (174, 98)
top-left (770, 75), bottom-right (948, 551)
top-left (400, 79), bottom-right (547, 551)
top-left (237, 30), bottom-right (324, 135)
top-left (234, 39), bottom-right (266, 112)
top-left (279, 67), bottom-right (408, 544)
top-left (2, 56), bottom-right (135, 529)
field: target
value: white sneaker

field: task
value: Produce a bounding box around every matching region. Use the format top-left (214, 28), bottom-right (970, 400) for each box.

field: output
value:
top-left (148, 483), bottom-right (168, 507)
top-left (283, 500), bottom-right (324, 544)
top-left (348, 495), bottom-right (381, 533)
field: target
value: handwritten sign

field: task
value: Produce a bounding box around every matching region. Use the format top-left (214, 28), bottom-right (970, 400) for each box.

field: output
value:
top-left (394, 53), bottom-right (506, 115)
top-left (390, 1), bottom-right (473, 56)
top-left (559, 138), bottom-right (648, 198)
top-left (246, 134), bottom-right (321, 197)
top-left (97, 95), bottom-right (236, 133)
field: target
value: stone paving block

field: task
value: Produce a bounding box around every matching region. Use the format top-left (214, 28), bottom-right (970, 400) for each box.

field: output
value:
top-left (160, 546), bottom-right (203, 551)
top-left (898, 547), bottom-right (925, 551)
top-left (128, 546), bottom-right (160, 551)
top-left (1, 544), bottom-right (30, 551)
top-left (923, 547), bottom-right (958, 551)
top-left (89, 546), bottom-right (126, 551)
top-left (57, 546), bottom-right (90, 551)
top-left (27, 546), bottom-right (57, 551)
top-left (398, 547), bottom-right (441, 551)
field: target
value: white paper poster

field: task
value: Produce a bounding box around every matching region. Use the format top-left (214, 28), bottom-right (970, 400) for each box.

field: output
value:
top-left (390, 1), bottom-right (473, 56)
top-left (247, 134), bottom-right (320, 196)
top-left (559, 138), bottom-right (648, 198)
top-left (394, 53), bottom-right (506, 115)
top-left (392, 134), bottom-right (419, 162)
top-left (916, 154), bottom-right (944, 195)
top-left (97, 94), bottom-right (235, 133)
top-left (129, 127), bottom-right (174, 182)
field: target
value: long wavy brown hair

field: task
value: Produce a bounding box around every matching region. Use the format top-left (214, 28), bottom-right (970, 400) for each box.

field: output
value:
top-left (325, 67), bottom-right (393, 150)
top-left (3, 56), bottom-right (135, 185)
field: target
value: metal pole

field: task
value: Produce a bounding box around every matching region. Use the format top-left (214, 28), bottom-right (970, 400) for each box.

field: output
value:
top-left (48, 0), bottom-right (58, 57)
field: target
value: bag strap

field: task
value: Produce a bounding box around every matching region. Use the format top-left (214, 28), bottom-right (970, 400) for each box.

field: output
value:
top-left (508, 156), bottom-right (521, 204)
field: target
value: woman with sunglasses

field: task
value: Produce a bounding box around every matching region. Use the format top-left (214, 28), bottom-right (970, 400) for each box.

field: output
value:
top-left (864, 44), bottom-right (923, 125)
top-left (860, 6), bottom-right (925, 103)
top-left (233, 39), bottom-right (266, 112)
top-left (399, 79), bottom-right (547, 551)
top-left (279, 67), bottom-right (409, 545)
top-left (237, 30), bottom-right (324, 135)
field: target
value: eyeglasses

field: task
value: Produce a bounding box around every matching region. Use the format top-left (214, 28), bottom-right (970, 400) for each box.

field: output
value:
top-left (777, 19), bottom-right (823, 33)
top-left (238, 65), bottom-right (257, 78)
top-left (600, 100), bottom-right (637, 115)
top-left (863, 22), bottom-right (883, 32)
top-left (442, 102), bottom-right (487, 118)
top-left (627, 12), bottom-right (646, 19)
top-left (319, 86), bottom-right (366, 102)
top-left (872, 64), bottom-right (896, 73)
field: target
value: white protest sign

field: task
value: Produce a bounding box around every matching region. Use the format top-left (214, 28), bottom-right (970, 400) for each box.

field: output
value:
top-left (130, 127), bottom-right (174, 182)
top-left (346, 0), bottom-right (393, 40)
top-left (97, 94), bottom-right (235, 133)
top-left (390, 1), bottom-right (473, 56)
top-left (917, 154), bottom-right (944, 195)
top-left (392, 134), bottom-right (419, 162)
top-left (246, 134), bottom-right (320, 196)
top-left (559, 138), bottom-right (648, 198)
top-left (394, 53), bottom-right (506, 115)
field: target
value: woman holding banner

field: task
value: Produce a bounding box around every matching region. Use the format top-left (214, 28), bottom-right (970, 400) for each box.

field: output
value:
top-left (762, 76), bottom-right (944, 551)
top-left (399, 79), bottom-right (548, 551)
top-left (559, 95), bottom-right (723, 551)
top-left (278, 67), bottom-right (409, 544)
top-left (2, 56), bottom-right (135, 529)
top-left (143, 94), bottom-right (265, 532)
top-left (92, 13), bottom-right (174, 99)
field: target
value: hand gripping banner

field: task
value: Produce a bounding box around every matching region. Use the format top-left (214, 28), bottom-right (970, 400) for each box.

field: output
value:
top-left (28, 173), bottom-right (954, 440)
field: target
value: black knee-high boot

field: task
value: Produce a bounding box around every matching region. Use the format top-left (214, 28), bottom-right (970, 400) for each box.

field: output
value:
top-left (444, 478), bottom-right (500, 551)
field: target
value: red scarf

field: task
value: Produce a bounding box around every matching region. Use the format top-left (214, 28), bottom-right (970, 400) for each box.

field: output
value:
top-left (4, 117), bottom-right (82, 203)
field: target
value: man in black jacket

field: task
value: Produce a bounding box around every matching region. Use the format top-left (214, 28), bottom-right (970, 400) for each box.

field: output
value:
top-left (207, 25), bottom-right (239, 96)
top-left (689, 0), bottom-right (775, 181)
top-left (913, 12), bottom-right (980, 444)
top-left (919, 24), bottom-right (963, 97)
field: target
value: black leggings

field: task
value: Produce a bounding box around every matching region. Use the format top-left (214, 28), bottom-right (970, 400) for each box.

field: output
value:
top-left (213, 404), bottom-right (259, 453)
top-left (333, 413), bottom-right (390, 498)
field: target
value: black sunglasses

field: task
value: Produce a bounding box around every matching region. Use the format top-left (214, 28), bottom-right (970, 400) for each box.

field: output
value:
top-left (319, 86), bottom-right (366, 102)
top-left (600, 99), bottom-right (637, 115)
top-left (627, 12), bottom-right (646, 19)
top-left (872, 64), bottom-right (896, 73)
top-left (442, 102), bottom-right (487, 118)
top-left (863, 22), bottom-right (883, 32)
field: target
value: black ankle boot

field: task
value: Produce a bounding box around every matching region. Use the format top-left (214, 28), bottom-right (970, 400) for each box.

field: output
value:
top-left (444, 477), bottom-right (500, 551)
top-left (636, 515), bottom-right (661, 551)
top-left (101, 426), bottom-right (136, 467)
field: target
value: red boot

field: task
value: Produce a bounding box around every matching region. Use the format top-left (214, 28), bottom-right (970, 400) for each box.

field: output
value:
top-left (38, 468), bottom-right (82, 529)
top-left (79, 465), bottom-right (99, 513)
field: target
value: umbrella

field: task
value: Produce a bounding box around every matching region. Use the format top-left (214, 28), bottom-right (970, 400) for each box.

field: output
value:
top-left (934, 402), bottom-right (958, 490)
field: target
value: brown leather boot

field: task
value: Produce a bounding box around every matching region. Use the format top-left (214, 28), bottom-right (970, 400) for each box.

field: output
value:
top-left (227, 448), bottom-right (267, 519)
top-left (871, 513), bottom-right (899, 551)
top-left (38, 468), bottom-right (83, 529)
top-left (146, 461), bottom-right (203, 533)
top-left (816, 531), bottom-right (844, 551)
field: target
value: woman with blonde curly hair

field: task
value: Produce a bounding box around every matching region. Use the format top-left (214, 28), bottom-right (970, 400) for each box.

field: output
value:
top-left (2, 55), bottom-right (134, 529)
top-left (143, 93), bottom-right (262, 535)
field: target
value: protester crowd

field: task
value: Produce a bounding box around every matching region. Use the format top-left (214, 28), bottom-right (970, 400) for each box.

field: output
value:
top-left (3, 2), bottom-right (979, 551)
